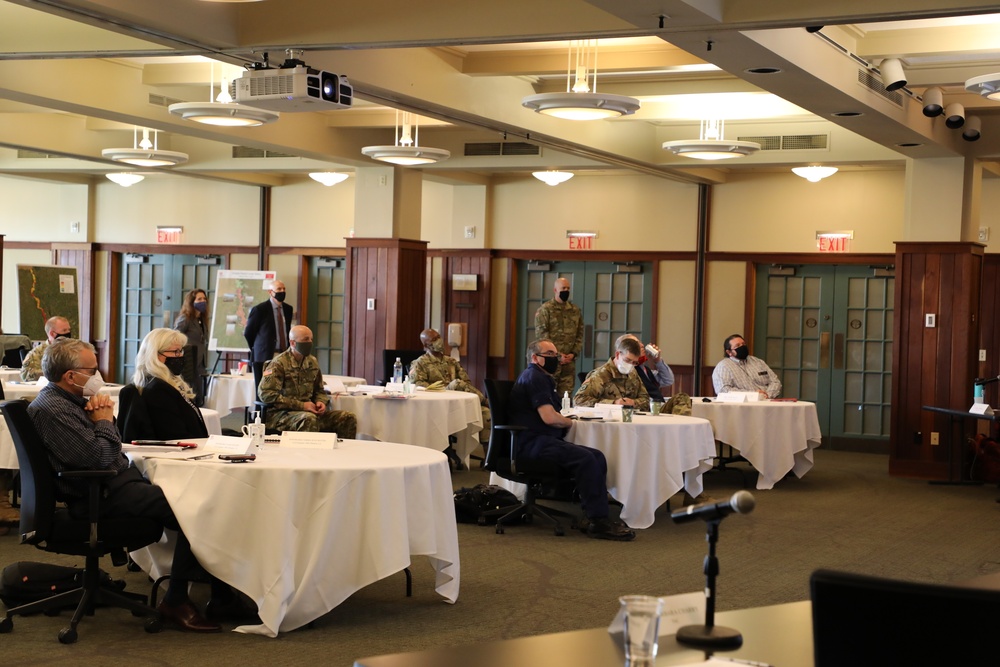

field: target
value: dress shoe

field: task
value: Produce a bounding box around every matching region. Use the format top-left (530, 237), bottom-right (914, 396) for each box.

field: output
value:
top-left (586, 517), bottom-right (636, 542)
top-left (205, 596), bottom-right (261, 624)
top-left (157, 599), bottom-right (222, 633)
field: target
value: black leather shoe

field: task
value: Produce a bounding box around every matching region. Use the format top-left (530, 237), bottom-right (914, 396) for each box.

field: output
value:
top-left (157, 600), bottom-right (222, 633)
top-left (205, 596), bottom-right (261, 624)
top-left (586, 517), bottom-right (636, 541)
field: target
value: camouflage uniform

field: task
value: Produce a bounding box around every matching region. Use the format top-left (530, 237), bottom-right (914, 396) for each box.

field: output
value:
top-left (573, 357), bottom-right (650, 412)
top-left (534, 299), bottom-right (584, 396)
top-left (20, 341), bottom-right (49, 382)
top-left (258, 348), bottom-right (357, 438)
top-left (408, 352), bottom-right (491, 443)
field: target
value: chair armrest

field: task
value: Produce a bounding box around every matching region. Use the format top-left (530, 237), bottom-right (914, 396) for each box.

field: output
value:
top-left (494, 425), bottom-right (527, 433)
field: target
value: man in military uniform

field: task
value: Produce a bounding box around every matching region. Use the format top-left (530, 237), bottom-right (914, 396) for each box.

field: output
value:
top-left (258, 325), bottom-right (357, 438)
top-left (20, 315), bottom-right (72, 381)
top-left (574, 334), bottom-right (650, 411)
top-left (534, 277), bottom-right (584, 396)
top-left (409, 328), bottom-right (491, 444)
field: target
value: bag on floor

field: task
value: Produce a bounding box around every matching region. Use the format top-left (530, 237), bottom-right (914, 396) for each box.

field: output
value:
top-left (454, 484), bottom-right (521, 525)
top-left (0, 561), bottom-right (122, 609)
top-left (970, 434), bottom-right (1000, 483)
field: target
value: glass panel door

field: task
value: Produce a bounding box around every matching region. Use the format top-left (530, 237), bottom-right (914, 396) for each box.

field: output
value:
top-left (307, 257), bottom-right (347, 374)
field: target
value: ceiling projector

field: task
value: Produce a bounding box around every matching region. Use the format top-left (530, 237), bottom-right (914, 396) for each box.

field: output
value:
top-left (233, 66), bottom-right (353, 112)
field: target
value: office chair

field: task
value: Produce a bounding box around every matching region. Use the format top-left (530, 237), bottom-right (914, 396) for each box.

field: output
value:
top-left (482, 379), bottom-right (578, 536)
top-left (380, 349), bottom-right (424, 385)
top-left (0, 400), bottom-right (163, 643)
top-left (810, 568), bottom-right (1000, 666)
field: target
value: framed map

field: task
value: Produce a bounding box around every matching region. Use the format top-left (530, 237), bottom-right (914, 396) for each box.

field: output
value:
top-left (208, 270), bottom-right (277, 352)
top-left (16, 264), bottom-right (81, 340)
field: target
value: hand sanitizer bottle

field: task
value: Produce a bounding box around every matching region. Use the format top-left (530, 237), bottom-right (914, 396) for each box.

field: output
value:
top-left (562, 391), bottom-right (571, 413)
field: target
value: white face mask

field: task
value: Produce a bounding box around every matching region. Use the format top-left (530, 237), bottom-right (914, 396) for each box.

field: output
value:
top-left (614, 357), bottom-right (634, 375)
top-left (73, 370), bottom-right (106, 397)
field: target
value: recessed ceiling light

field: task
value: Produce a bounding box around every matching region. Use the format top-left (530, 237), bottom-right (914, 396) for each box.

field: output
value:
top-left (746, 67), bottom-right (781, 75)
top-left (832, 111), bottom-right (864, 118)
top-left (896, 142), bottom-right (923, 147)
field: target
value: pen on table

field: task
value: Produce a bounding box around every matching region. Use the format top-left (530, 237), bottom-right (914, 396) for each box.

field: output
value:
top-left (189, 453), bottom-right (215, 461)
top-left (714, 658), bottom-right (772, 667)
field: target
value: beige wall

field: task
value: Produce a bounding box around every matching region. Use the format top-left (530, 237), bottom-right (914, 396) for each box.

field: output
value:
top-left (0, 178), bottom-right (89, 243)
top-left (657, 260), bottom-right (696, 366)
top-left (704, 261), bottom-right (749, 367)
top-left (271, 177), bottom-right (354, 247)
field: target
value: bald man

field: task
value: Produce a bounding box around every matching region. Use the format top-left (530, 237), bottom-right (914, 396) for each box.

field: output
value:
top-left (533, 277), bottom-right (584, 396)
top-left (244, 279), bottom-right (293, 398)
top-left (258, 325), bottom-right (357, 437)
top-left (20, 315), bottom-right (72, 381)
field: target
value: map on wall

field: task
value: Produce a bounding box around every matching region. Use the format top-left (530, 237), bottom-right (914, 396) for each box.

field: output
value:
top-left (17, 264), bottom-right (81, 341)
top-left (208, 269), bottom-right (277, 352)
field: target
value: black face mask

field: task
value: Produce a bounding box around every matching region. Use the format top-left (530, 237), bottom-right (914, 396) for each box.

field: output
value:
top-left (53, 332), bottom-right (72, 340)
top-left (558, 290), bottom-right (570, 302)
top-left (733, 345), bottom-right (750, 361)
top-left (164, 356), bottom-right (185, 376)
top-left (273, 292), bottom-right (286, 303)
top-left (540, 355), bottom-right (560, 374)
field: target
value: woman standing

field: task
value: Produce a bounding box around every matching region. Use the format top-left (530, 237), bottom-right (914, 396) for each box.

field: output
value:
top-left (174, 289), bottom-right (210, 407)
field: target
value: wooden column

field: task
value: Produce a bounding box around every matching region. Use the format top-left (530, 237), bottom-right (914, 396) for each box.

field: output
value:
top-left (890, 241), bottom-right (983, 480)
top-left (344, 237), bottom-right (427, 383)
top-left (442, 251), bottom-right (492, 392)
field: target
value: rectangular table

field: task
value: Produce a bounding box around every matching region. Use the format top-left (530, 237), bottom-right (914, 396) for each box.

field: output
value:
top-left (205, 373), bottom-right (368, 417)
top-left (332, 389), bottom-right (483, 460)
top-left (129, 440), bottom-right (460, 637)
top-left (692, 399), bottom-right (823, 490)
top-left (492, 414), bottom-right (717, 529)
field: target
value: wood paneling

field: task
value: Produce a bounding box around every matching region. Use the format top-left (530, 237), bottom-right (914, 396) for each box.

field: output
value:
top-left (890, 242), bottom-right (983, 480)
top-left (442, 251), bottom-right (492, 393)
top-left (53, 243), bottom-right (93, 341)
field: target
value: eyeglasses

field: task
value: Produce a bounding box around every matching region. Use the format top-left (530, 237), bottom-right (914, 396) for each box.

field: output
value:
top-left (159, 349), bottom-right (184, 358)
top-left (72, 367), bottom-right (98, 375)
top-left (536, 351), bottom-right (559, 358)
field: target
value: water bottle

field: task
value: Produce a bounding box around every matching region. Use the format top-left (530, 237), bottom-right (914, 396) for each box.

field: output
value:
top-left (562, 391), bottom-right (571, 412)
top-left (393, 357), bottom-right (403, 384)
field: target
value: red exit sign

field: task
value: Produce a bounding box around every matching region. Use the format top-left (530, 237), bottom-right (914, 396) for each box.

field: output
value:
top-left (817, 237), bottom-right (850, 253)
top-left (568, 236), bottom-right (594, 250)
top-left (156, 227), bottom-right (183, 244)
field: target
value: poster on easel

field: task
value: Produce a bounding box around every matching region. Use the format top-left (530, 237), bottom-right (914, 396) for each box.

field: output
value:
top-left (208, 270), bottom-right (277, 352)
top-left (16, 264), bottom-right (81, 341)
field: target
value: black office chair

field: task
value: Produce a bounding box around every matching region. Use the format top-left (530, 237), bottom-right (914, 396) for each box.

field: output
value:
top-left (0, 400), bottom-right (163, 643)
top-left (482, 379), bottom-right (578, 536)
top-left (380, 349), bottom-right (424, 385)
top-left (810, 568), bottom-right (1000, 666)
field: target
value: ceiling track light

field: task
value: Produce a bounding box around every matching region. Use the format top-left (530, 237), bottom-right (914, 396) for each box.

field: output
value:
top-left (522, 39), bottom-right (640, 120)
top-left (168, 61), bottom-right (279, 127)
top-left (922, 87), bottom-right (944, 117)
top-left (945, 103), bottom-right (965, 129)
top-left (308, 172), bottom-right (349, 186)
top-left (792, 166), bottom-right (838, 182)
top-left (361, 110), bottom-right (450, 166)
top-left (662, 118), bottom-right (760, 160)
top-left (102, 127), bottom-right (188, 167)
top-left (532, 171), bottom-right (574, 186)
top-left (963, 116), bottom-right (982, 142)
top-left (879, 58), bottom-right (906, 92)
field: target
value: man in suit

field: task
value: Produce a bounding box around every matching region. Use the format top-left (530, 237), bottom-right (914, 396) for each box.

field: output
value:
top-left (244, 279), bottom-right (293, 398)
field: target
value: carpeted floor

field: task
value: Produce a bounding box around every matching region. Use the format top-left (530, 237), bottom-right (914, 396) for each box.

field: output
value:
top-left (1, 449), bottom-right (999, 666)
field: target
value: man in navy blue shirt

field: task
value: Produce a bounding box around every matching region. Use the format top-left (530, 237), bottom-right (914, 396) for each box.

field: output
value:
top-left (509, 338), bottom-right (635, 541)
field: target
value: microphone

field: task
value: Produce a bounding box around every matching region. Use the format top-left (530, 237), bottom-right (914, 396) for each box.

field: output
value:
top-left (671, 490), bottom-right (755, 524)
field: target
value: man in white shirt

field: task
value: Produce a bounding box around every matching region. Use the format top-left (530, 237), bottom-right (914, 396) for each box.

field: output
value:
top-left (712, 334), bottom-right (782, 399)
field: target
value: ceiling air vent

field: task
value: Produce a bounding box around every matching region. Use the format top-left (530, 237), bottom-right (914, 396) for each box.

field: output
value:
top-left (148, 93), bottom-right (186, 108)
top-left (857, 68), bottom-right (904, 107)
top-left (738, 134), bottom-right (828, 151)
top-left (231, 146), bottom-right (295, 158)
top-left (464, 142), bottom-right (540, 157)
top-left (17, 150), bottom-right (60, 158)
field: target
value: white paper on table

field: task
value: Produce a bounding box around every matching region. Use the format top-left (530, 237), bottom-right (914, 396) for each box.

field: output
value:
top-left (970, 403), bottom-right (994, 415)
top-left (715, 392), bottom-right (747, 403)
top-left (202, 434), bottom-right (254, 454)
top-left (326, 377), bottom-right (346, 394)
top-left (607, 591), bottom-right (705, 637)
top-left (277, 431), bottom-right (338, 449)
top-left (595, 404), bottom-right (624, 421)
top-left (571, 406), bottom-right (603, 419)
top-left (353, 384), bottom-right (385, 394)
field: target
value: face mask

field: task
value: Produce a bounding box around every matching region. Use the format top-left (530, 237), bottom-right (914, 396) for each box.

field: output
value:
top-left (294, 341), bottom-right (313, 357)
top-left (540, 355), bottom-right (560, 374)
top-left (53, 332), bottom-right (71, 340)
top-left (163, 356), bottom-right (185, 376)
top-left (193, 301), bottom-right (207, 313)
top-left (429, 339), bottom-right (445, 354)
top-left (558, 290), bottom-right (570, 302)
top-left (614, 357), bottom-right (634, 375)
top-left (273, 291), bottom-right (286, 303)
top-left (734, 345), bottom-right (750, 361)
top-left (73, 370), bottom-right (106, 397)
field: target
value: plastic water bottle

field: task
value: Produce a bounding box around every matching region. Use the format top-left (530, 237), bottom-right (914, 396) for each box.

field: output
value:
top-left (393, 357), bottom-right (403, 384)
top-left (562, 391), bottom-right (571, 412)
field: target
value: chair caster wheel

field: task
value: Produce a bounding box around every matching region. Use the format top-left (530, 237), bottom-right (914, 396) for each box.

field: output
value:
top-left (495, 524), bottom-right (504, 534)
top-left (0, 616), bottom-right (13, 633)
top-left (144, 616), bottom-right (163, 633)
top-left (58, 627), bottom-right (78, 644)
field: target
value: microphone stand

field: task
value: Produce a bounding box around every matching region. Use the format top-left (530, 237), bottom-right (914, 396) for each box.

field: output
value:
top-left (974, 376), bottom-right (1000, 387)
top-left (676, 518), bottom-right (743, 649)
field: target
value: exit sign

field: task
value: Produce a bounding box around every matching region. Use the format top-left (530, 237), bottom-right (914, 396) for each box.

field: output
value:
top-left (156, 226), bottom-right (183, 244)
top-left (817, 237), bottom-right (850, 253)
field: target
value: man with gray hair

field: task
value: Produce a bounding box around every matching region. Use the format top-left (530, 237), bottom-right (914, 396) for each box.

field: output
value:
top-left (20, 315), bottom-right (71, 381)
top-left (244, 279), bottom-right (293, 399)
top-left (573, 334), bottom-right (650, 411)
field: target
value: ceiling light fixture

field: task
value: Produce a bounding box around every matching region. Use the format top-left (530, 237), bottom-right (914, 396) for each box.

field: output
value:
top-left (106, 172), bottom-right (144, 187)
top-left (532, 171), bottom-right (574, 186)
top-left (361, 110), bottom-right (450, 165)
top-left (102, 127), bottom-right (188, 167)
top-left (792, 166), bottom-right (838, 182)
top-left (169, 61), bottom-right (279, 127)
top-left (522, 39), bottom-right (640, 120)
top-left (309, 172), bottom-right (349, 186)
top-left (662, 119), bottom-right (761, 160)
top-left (879, 58), bottom-right (906, 92)
top-left (966, 73), bottom-right (1000, 101)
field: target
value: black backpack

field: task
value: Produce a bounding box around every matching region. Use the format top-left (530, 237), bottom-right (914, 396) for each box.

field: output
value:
top-left (453, 484), bottom-right (521, 525)
top-left (0, 561), bottom-right (124, 610)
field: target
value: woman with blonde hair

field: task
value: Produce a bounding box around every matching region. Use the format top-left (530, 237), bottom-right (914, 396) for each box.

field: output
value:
top-left (174, 288), bottom-right (210, 406)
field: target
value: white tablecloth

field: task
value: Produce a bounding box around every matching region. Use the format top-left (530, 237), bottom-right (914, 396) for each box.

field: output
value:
top-left (205, 374), bottom-right (368, 417)
top-left (332, 389), bottom-right (483, 460)
top-left (129, 441), bottom-right (460, 636)
top-left (692, 400), bottom-right (823, 490)
top-left (2, 380), bottom-right (124, 403)
top-left (0, 369), bottom-right (23, 383)
top-left (492, 414), bottom-right (717, 529)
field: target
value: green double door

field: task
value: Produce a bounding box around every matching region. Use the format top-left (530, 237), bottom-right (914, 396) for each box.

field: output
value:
top-left (755, 265), bottom-right (894, 448)
top-left (306, 257), bottom-right (347, 374)
top-left (518, 261), bottom-right (653, 386)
